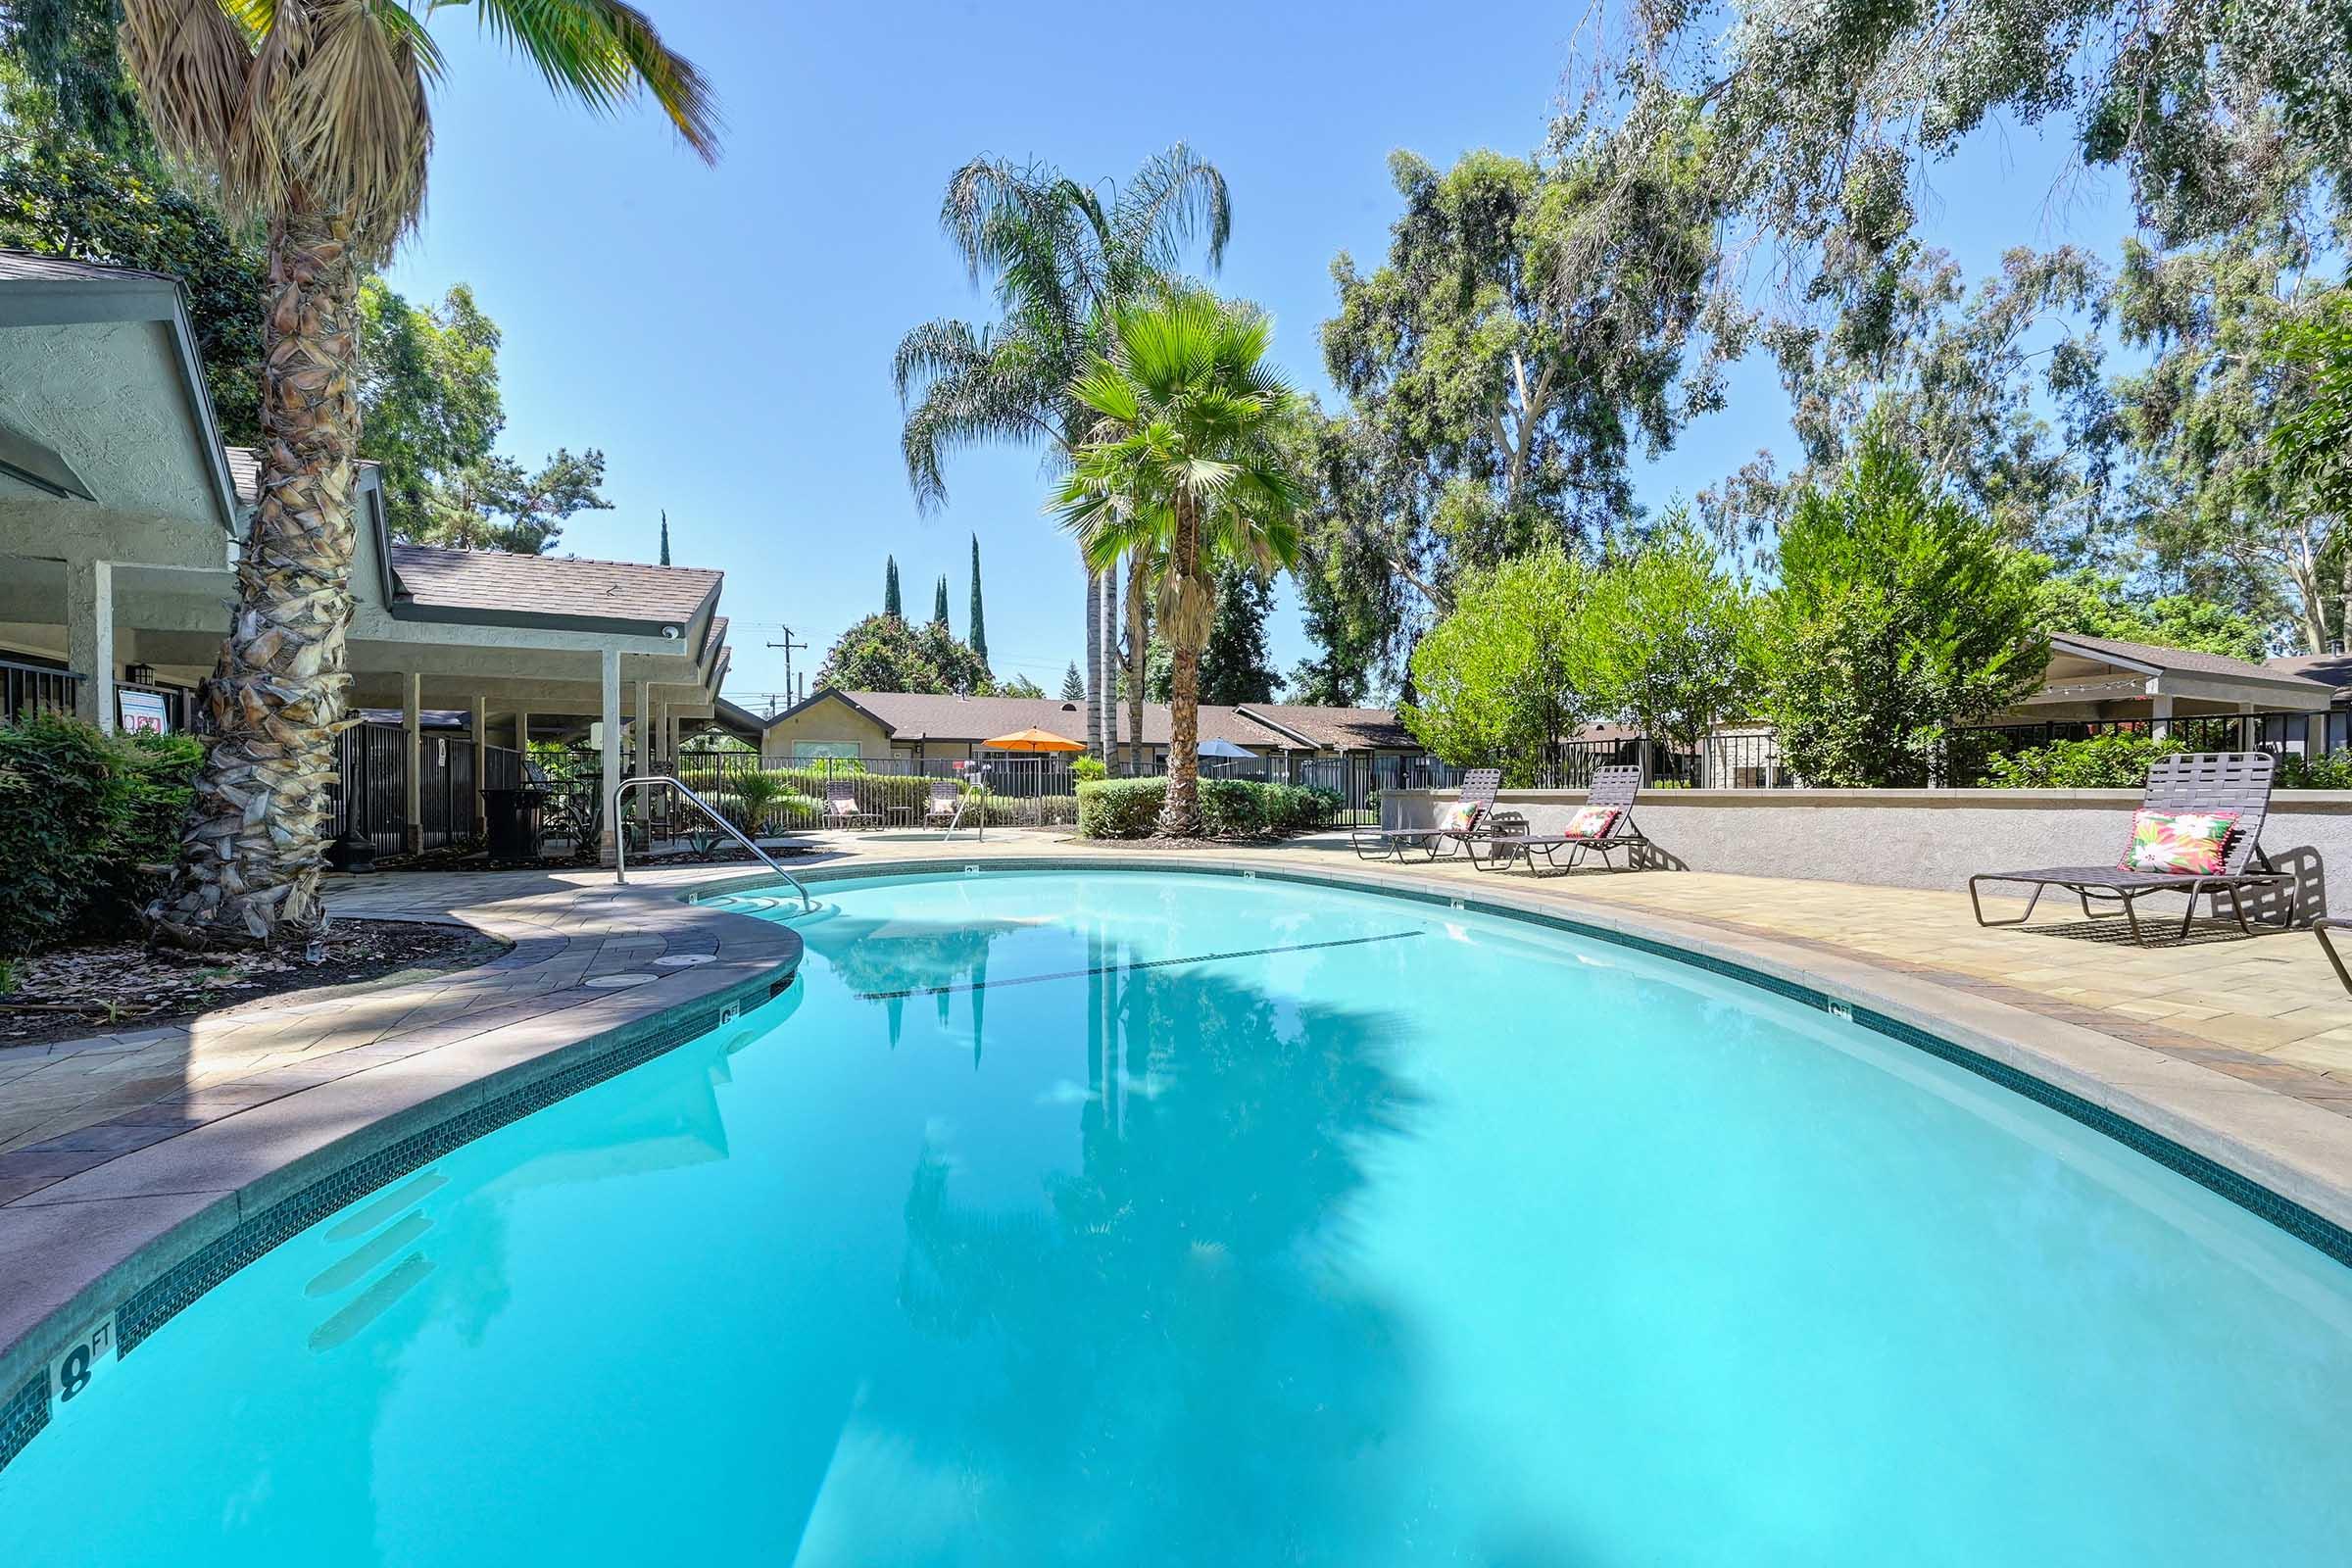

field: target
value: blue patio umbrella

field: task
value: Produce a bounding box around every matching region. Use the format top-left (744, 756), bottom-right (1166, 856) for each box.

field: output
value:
top-left (1197, 738), bottom-right (1254, 759)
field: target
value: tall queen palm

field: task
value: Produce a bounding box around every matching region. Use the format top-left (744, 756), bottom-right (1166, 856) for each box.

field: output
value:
top-left (894, 146), bottom-right (1228, 770)
top-left (1056, 294), bottom-right (1302, 836)
top-left (122, 0), bottom-right (717, 947)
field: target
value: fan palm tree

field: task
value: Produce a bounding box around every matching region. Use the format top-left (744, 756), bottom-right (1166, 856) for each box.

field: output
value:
top-left (893, 145), bottom-right (1229, 768)
top-left (1056, 295), bottom-right (1302, 835)
top-left (122, 0), bottom-right (716, 948)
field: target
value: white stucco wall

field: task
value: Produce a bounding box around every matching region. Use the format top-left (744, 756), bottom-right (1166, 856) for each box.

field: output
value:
top-left (1385, 786), bottom-right (2352, 916)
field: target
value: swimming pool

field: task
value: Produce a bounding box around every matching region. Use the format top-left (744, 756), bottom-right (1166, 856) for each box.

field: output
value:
top-left (3, 866), bottom-right (2349, 1563)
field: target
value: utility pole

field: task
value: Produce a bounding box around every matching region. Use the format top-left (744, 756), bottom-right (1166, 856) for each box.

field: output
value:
top-left (764, 629), bottom-right (808, 718)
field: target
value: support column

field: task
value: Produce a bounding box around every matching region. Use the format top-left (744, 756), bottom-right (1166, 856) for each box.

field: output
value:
top-left (470, 692), bottom-right (489, 838)
top-left (663, 707), bottom-right (679, 770)
top-left (2150, 693), bottom-right (2174, 740)
top-left (635, 678), bottom-right (654, 780)
top-left (600, 650), bottom-right (622, 865)
top-left (66, 559), bottom-right (115, 734)
top-left (515, 708), bottom-right (532, 752)
top-left (403, 671), bottom-right (423, 855)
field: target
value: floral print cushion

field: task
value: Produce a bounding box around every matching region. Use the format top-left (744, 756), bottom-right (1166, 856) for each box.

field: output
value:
top-left (2122, 808), bottom-right (2240, 875)
top-left (1437, 801), bottom-right (1485, 834)
top-left (1564, 805), bottom-right (1620, 840)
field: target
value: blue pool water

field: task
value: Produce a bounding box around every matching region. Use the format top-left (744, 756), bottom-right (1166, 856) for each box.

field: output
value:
top-left (4, 868), bottom-right (2350, 1564)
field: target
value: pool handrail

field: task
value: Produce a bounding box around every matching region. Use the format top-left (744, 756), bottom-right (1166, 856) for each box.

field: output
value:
top-left (611, 774), bottom-right (814, 912)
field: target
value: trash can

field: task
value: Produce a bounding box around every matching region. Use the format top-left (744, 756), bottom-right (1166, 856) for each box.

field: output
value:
top-left (482, 787), bottom-right (546, 864)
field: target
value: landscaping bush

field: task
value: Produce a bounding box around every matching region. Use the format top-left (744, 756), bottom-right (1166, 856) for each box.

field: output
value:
top-left (0, 716), bottom-right (203, 955)
top-left (1076, 777), bottom-right (1340, 839)
top-left (2278, 752), bottom-right (2352, 790)
top-left (1978, 731), bottom-right (2187, 788)
top-left (1078, 777), bottom-right (1165, 838)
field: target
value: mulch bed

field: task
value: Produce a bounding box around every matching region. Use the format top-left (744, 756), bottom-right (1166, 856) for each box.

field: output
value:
top-left (0, 920), bottom-right (496, 1049)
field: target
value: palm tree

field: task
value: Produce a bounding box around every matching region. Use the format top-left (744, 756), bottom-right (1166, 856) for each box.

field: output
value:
top-left (893, 145), bottom-right (1229, 767)
top-left (122, 0), bottom-right (716, 948)
top-left (1056, 295), bottom-right (1302, 835)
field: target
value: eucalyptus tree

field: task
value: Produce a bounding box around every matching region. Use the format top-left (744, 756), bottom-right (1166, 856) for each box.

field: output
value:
top-left (893, 145), bottom-right (1230, 762)
top-left (1303, 136), bottom-right (1725, 681)
top-left (1055, 295), bottom-right (1303, 836)
top-left (121, 0), bottom-right (716, 948)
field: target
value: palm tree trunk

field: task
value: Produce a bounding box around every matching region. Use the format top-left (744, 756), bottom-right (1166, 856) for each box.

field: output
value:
top-left (149, 206), bottom-right (360, 949)
top-left (1125, 548), bottom-right (1147, 778)
top-left (1083, 568), bottom-right (1103, 760)
top-left (1161, 497), bottom-right (1205, 836)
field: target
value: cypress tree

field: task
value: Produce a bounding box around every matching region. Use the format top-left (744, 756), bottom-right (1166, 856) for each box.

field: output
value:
top-left (659, 511), bottom-right (671, 566)
top-left (1060, 661), bottom-right (1086, 701)
top-left (883, 555), bottom-right (903, 618)
top-left (968, 534), bottom-right (989, 665)
top-left (933, 574), bottom-right (951, 628)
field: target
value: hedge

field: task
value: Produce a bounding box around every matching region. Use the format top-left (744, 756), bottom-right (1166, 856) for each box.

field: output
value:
top-left (1076, 777), bottom-right (1340, 839)
top-left (1977, 732), bottom-right (2188, 788)
top-left (0, 716), bottom-right (204, 956)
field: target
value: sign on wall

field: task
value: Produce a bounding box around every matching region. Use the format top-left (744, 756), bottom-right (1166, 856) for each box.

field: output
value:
top-left (116, 689), bottom-right (170, 735)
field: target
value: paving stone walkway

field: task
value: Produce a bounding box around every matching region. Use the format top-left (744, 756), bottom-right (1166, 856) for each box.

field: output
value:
top-left (0, 866), bottom-right (757, 1206)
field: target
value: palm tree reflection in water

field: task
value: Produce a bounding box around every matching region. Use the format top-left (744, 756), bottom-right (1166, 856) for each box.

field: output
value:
top-left (894, 911), bottom-right (1425, 1556)
top-left (794, 912), bottom-right (1043, 1062)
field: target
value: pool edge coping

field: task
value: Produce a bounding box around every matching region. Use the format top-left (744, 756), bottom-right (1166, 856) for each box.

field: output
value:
top-left (704, 853), bottom-right (2352, 1261)
top-left (0, 882), bottom-right (803, 1477)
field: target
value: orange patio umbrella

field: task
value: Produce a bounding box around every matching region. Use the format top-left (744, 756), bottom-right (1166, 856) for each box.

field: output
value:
top-left (982, 727), bottom-right (1086, 753)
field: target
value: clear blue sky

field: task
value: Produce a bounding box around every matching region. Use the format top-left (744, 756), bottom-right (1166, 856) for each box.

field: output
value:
top-left (383, 0), bottom-right (2136, 708)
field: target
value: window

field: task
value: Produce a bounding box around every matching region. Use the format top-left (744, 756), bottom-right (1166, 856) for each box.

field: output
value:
top-left (792, 741), bottom-right (863, 761)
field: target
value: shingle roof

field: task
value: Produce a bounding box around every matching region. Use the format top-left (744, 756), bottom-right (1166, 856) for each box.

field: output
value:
top-left (2050, 632), bottom-right (2305, 684)
top-left (387, 544), bottom-right (719, 626)
top-left (790, 690), bottom-right (1421, 752)
top-left (0, 249), bottom-right (177, 285)
top-left (2267, 653), bottom-right (2352, 697)
top-left (1236, 703), bottom-right (1417, 751)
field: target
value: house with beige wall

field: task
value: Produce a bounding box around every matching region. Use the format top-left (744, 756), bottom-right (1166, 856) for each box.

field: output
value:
top-left (760, 688), bottom-right (1427, 775)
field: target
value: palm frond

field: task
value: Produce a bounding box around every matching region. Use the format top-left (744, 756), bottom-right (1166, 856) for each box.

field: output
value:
top-left (900, 332), bottom-right (1065, 510)
top-left (468, 0), bottom-right (719, 162)
top-left (1111, 141), bottom-right (1230, 282)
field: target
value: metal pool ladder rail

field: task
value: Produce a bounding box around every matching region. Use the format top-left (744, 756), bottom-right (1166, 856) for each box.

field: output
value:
top-left (611, 775), bottom-right (814, 913)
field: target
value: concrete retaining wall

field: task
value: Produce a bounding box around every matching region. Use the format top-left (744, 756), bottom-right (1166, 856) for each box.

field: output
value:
top-left (1383, 787), bottom-right (2352, 915)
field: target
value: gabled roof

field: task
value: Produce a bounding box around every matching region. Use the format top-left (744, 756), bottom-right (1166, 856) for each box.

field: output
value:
top-left (383, 544), bottom-right (720, 633)
top-left (2049, 632), bottom-right (2300, 683)
top-left (1236, 703), bottom-right (1416, 751)
top-left (0, 249), bottom-right (239, 532)
top-left (767, 689), bottom-right (1422, 752)
top-left (2267, 652), bottom-right (2352, 701)
top-left (0, 250), bottom-right (177, 284)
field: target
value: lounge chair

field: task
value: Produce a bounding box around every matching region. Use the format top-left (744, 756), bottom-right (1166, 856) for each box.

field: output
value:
top-left (1351, 768), bottom-right (1502, 861)
top-left (1969, 752), bottom-right (2294, 945)
top-left (822, 790), bottom-right (879, 831)
top-left (1473, 765), bottom-right (1650, 874)
top-left (925, 780), bottom-right (969, 831)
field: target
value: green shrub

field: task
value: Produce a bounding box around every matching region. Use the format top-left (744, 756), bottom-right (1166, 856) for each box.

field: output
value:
top-left (2278, 752), bottom-right (2352, 790)
top-left (1071, 755), bottom-right (1107, 782)
top-left (1979, 731), bottom-right (2188, 789)
top-left (0, 716), bottom-right (203, 955)
top-left (1078, 777), bottom-right (1165, 838)
top-left (1076, 777), bottom-right (1339, 839)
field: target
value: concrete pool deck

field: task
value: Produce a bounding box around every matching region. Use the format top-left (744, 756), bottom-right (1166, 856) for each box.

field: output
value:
top-left (10, 829), bottom-right (2352, 1461)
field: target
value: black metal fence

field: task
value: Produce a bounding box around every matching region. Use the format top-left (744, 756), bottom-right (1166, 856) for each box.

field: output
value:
top-left (2, 659), bottom-right (81, 725)
top-left (331, 722), bottom-right (524, 856)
